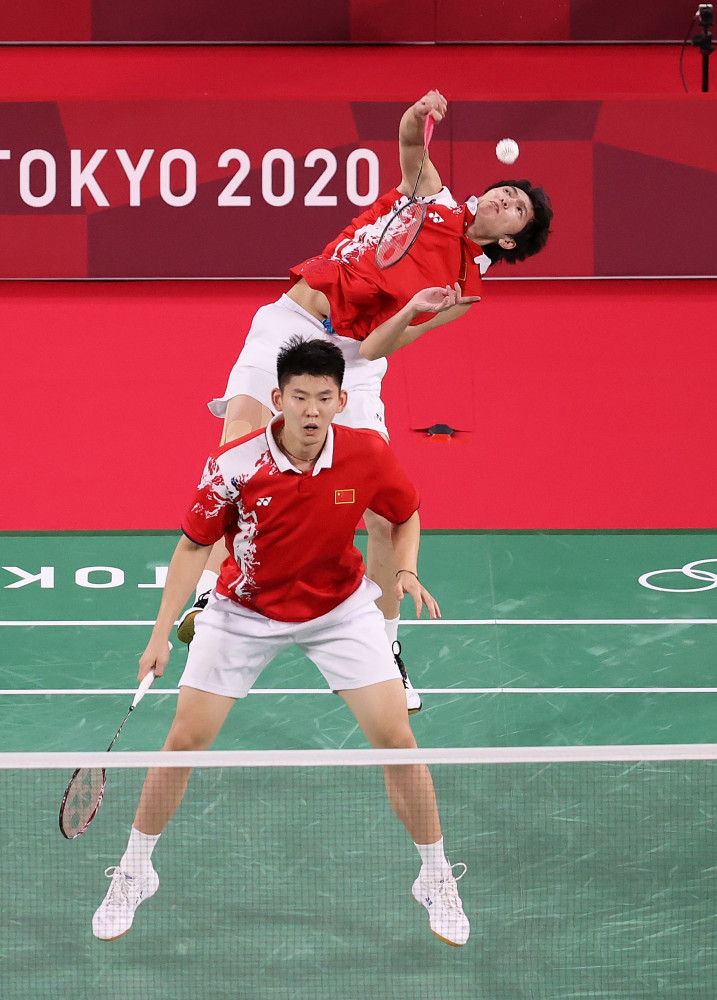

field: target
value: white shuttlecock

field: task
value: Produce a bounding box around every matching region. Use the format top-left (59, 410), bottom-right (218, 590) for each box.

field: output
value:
top-left (495, 138), bottom-right (519, 164)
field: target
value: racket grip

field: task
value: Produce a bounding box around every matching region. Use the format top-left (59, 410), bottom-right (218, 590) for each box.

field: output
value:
top-left (424, 115), bottom-right (435, 147)
top-left (132, 668), bottom-right (156, 708)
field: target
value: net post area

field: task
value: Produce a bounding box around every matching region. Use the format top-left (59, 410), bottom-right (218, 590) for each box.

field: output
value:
top-left (2, 745), bottom-right (717, 1000)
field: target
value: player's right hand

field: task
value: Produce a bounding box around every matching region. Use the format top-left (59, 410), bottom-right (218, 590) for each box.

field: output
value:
top-left (138, 635), bottom-right (172, 680)
top-left (409, 282), bottom-right (480, 314)
top-left (414, 89), bottom-right (447, 123)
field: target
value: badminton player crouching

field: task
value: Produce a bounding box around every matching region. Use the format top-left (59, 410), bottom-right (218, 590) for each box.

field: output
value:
top-left (92, 336), bottom-right (470, 948)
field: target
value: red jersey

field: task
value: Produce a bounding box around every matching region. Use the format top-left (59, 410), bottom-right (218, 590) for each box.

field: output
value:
top-left (181, 418), bottom-right (419, 623)
top-left (289, 187), bottom-right (488, 341)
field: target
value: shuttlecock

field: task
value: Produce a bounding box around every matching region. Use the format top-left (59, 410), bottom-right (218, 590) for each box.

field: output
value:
top-left (495, 138), bottom-right (519, 164)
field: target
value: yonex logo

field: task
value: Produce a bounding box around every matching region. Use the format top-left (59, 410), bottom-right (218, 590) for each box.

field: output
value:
top-left (428, 211), bottom-right (443, 223)
top-left (256, 497), bottom-right (272, 507)
top-left (638, 559), bottom-right (717, 593)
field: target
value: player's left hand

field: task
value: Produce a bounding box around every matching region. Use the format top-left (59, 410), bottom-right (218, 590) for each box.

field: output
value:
top-left (395, 573), bottom-right (442, 620)
top-left (409, 282), bottom-right (480, 315)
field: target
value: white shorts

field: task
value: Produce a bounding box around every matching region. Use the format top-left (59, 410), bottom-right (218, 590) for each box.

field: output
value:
top-left (178, 578), bottom-right (400, 699)
top-left (208, 295), bottom-right (389, 437)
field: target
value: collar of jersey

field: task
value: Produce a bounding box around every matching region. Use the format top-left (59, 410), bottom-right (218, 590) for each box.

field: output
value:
top-left (266, 414), bottom-right (335, 477)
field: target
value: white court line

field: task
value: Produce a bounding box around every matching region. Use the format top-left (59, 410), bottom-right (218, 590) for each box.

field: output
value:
top-left (3, 687), bottom-right (717, 696)
top-left (1, 618), bottom-right (717, 627)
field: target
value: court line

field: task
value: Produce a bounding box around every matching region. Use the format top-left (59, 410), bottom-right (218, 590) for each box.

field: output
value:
top-left (3, 687), bottom-right (717, 696)
top-left (1, 618), bottom-right (716, 627)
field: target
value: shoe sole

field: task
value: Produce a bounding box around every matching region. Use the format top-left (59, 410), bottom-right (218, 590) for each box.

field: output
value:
top-left (96, 927), bottom-right (132, 943)
top-left (176, 610), bottom-right (200, 644)
top-left (407, 704), bottom-right (422, 715)
top-left (412, 892), bottom-right (467, 947)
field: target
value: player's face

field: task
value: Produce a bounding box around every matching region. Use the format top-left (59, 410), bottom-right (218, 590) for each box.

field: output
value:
top-left (273, 374), bottom-right (347, 448)
top-left (469, 185), bottom-right (534, 247)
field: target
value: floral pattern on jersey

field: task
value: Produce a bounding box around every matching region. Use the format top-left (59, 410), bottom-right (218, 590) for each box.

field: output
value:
top-left (328, 188), bottom-right (460, 266)
top-left (329, 209), bottom-right (393, 264)
top-left (191, 456), bottom-right (228, 521)
top-left (223, 447), bottom-right (275, 602)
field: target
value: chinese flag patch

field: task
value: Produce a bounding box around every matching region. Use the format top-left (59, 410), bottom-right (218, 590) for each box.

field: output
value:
top-left (335, 489), bottom-right (355, 504)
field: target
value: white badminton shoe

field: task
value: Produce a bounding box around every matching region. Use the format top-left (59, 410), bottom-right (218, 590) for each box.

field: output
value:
top-left (92, 865), bottom-right (159, 941)
top-left (392, 641), bottom-right (422, 714)
top-left (412, 863), bottom-right (470, 946)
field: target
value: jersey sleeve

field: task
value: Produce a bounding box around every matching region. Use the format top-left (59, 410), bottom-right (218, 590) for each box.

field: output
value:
top-left (366, 439), bottom-right (420, 524)
top-left (461, 256), bottom-right (483, 298)
top-left (181, 455), bottom-right (236, 546)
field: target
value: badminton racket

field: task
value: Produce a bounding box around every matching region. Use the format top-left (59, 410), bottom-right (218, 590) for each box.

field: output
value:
top-left (375, 115), bottom-right (435, 269)
top-left (59, 667), bottom-right (157, 839)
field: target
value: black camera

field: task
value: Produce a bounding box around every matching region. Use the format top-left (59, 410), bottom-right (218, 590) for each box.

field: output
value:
top-left (697, 4), bottom-right (714, 27)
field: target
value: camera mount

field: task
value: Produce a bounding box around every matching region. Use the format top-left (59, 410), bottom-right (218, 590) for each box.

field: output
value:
top-left (692, 4), bottom-right (715, 92)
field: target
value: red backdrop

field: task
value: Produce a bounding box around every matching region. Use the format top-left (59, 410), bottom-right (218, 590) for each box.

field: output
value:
top-left (2, 278), bottom-right (715, 530)
top-left (0, 46), bottom-right (715, 279)
top-left (1, 43), bottom-right (715, 531)
top-left (0, 0), bottom-right (701, 41)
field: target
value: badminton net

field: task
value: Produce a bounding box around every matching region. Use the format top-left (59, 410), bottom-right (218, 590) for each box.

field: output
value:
top-left (2, 745), bottom-right (716, 1000)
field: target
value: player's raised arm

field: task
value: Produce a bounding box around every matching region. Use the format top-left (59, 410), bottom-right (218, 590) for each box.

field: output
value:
top-left (398, 90), bottom-right (446, 198)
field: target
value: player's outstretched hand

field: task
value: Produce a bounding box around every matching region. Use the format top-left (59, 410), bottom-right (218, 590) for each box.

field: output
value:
top-left (138, 635), bottom-right (172, 680)
top-left (395, 573), bottom-right (442, 620)
top-left (414, 89), bottom-right (448, 124)
top-left (409, 282), bottom-right (481, 315)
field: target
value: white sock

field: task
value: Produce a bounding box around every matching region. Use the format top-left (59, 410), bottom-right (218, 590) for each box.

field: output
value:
top-left (120, 826), bottom-right (161, 877)
top-left (196, 569), bottom-right (218, 601)
top-left (415, 837), bottom-right (451, 877)
top-left (384, 616), bottom-right (400, 646)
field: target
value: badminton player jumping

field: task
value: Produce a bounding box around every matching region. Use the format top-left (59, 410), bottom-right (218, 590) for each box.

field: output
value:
top-left (92, 337), bottom-right (470, 948)
top-left (181, 89), bottom-right (554, 711)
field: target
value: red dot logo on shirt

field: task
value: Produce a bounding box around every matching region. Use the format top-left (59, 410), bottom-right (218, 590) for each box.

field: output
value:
top-left (335, 489), bottom-right (355, 505)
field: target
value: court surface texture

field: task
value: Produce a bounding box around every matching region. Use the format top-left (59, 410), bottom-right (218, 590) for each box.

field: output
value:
top-left (1, 529), bottom-right (716, 1000)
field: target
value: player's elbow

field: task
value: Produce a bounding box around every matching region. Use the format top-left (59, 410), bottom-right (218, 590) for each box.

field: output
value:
top-left (359, 340), bottom-right (382, 362)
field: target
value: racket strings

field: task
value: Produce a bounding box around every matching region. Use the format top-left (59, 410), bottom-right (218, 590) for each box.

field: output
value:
top-left (375, 202), bottom-right (427, 268)
top-left (59, 766), bottom-right (106, 838)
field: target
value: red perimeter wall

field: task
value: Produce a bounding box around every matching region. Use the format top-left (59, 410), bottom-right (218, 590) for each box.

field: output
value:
top-left (1, 43), bottom-right (715, 530)
top-left (2, 277), bottom-right (715, 531)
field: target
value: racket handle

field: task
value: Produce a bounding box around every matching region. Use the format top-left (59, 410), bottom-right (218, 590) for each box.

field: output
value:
top-left (132, 668), bottom-right (156, 708)
top-left (424, 115), bottom-right (435, 148)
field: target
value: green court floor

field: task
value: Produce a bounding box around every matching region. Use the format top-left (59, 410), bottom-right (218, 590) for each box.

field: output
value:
top-left (1, 530), bottom-right (716, 1000)
top-left (1, 530), bottom-right (716, 751)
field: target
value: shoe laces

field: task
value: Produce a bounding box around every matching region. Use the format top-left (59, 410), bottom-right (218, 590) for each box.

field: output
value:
top-left (435, 863), bottom-right (467, 911)
top-left (196, 590), bottom-right (211, 609)
top-left (102, 866), bottom-right (136, 907)
top-left (392, 640), bottom-right (408, 680)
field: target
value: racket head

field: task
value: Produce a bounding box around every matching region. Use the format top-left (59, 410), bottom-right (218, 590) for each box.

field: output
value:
top-left (59, 766), bottom-right (107, 839)
top-left (375, 200), bottom-right (427, 269)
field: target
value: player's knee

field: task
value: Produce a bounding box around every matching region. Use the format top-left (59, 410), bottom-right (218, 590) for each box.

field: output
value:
top-left (373, 721), bottom-right (417, 750)
top-left (221, 394), bottom-right (272, 445)
top-left (223, 417), bottom-right (255, 444)
top-left (163, 717), bottom-right (214, 752)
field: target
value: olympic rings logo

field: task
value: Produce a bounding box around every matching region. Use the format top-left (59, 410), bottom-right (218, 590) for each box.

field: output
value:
top-left (638, 559), bottom-right (717, 593)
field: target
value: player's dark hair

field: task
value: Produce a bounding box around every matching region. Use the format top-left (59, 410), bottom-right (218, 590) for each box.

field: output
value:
top-left (277, 335), bottom-right (345, 390)
top-left (479, 180), bottom-right (553, 266)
